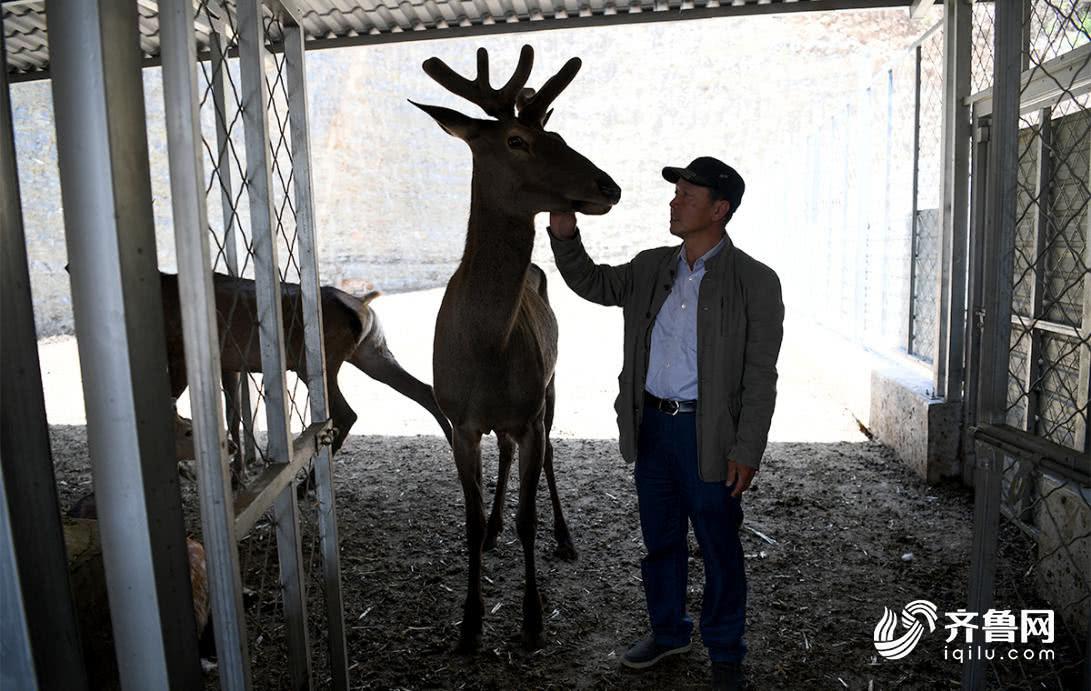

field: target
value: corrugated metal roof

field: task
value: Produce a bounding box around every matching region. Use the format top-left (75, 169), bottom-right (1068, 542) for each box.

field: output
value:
top-left (4, 0), bottom-right (911, 82)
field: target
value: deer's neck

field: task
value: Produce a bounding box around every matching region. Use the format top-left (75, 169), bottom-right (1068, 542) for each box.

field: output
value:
top-left (451, 174), bottom-right (535, 349)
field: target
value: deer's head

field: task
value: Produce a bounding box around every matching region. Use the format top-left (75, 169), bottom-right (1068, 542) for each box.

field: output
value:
top-left (412, 45), bottom-right (621, 216)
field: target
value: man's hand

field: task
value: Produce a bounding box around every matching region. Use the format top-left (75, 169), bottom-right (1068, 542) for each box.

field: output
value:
top-left (725, 460), bottom-right (756, 497)
top-left (549, 211), bottom-right (577, 239)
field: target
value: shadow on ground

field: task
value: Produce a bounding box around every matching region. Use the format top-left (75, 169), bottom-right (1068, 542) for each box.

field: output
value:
top-left (51, 428), bottom-right (982, 689)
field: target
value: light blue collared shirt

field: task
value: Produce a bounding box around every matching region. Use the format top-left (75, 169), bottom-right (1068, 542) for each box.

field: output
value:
top-left (644, 235), bottom-right (727, 401)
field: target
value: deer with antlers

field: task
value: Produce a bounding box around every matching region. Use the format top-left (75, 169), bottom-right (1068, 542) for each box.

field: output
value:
top-left (413, 45), bottom-right (621, 651)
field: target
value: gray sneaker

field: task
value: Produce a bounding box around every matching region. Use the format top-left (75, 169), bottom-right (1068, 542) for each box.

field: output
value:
top-left (621, 635), bottom-right (692, 670)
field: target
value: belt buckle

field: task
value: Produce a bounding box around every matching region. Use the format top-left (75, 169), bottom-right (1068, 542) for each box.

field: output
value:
top-left (662, 399), bottom-right (679, 416)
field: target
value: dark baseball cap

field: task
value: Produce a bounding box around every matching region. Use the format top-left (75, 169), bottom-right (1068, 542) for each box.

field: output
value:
top-left (662, 156), bottom-right (745, 213)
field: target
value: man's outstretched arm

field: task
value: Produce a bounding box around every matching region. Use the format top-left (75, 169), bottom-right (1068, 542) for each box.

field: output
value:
top-left (547, 212), bottom-right (633, 308)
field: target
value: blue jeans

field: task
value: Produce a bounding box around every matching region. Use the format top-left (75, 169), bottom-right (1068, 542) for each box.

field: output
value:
top-left (635, 403), bottom-right (747, 663)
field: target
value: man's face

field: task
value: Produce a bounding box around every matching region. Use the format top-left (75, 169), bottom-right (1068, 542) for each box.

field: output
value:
top-left (668, 178), bottom-right (729, 239)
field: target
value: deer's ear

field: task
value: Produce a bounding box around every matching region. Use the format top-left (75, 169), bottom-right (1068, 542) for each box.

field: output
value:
top-left (409, 101), bottom-right (481, 140)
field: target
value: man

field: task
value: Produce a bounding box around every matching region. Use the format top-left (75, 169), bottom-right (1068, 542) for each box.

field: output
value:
top-left (547, 157), bottom-right (783, 690)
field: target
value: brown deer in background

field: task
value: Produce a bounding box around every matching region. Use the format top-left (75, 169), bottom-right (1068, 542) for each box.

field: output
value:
top-left (414, 45), bottom-right (620, 651)
top-left (159, 271), bottom-right (452, 478)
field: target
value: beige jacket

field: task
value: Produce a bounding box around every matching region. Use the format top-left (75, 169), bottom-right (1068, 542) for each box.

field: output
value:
top-left (550, 230), bottom-right (784, 480)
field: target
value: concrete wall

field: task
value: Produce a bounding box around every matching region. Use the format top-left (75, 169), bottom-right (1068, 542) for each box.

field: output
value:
top-left (869, 368), bottom-right (961, 483)
top-left (1034, 471), bottom-right (1090, 635)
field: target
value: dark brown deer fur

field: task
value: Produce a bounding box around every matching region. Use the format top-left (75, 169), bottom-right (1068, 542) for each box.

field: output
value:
top-left (160, 271), bottom-right (452, 473)
top-left (415, 45), bottom-right (620, 651)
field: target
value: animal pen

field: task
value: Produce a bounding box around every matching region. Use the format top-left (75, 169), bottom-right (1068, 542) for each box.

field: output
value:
top-left (1, 1), bottom-right (1089, 690)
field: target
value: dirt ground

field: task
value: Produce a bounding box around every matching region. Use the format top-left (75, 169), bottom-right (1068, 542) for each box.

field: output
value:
top-left (52, 424), bottom-right (1005, 690)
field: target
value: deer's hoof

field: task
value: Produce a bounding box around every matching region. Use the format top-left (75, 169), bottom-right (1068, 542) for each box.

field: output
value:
top-left (455, 634), bottom-right (481, 655)
top-left (554, 540), bottom-right (578, 562)
top-left (178, 462), bottom-right (198, 483)
top-left (230, 467), bottom-right (246, 492)
top-left (521, 629), bottom-right (546, 651)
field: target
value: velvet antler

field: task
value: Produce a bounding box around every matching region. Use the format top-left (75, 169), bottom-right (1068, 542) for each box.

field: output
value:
top-left (422, 45), bottom-right (534, 119)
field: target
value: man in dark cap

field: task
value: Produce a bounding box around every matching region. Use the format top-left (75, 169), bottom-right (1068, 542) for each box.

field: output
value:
top-left (548, 157), bottom-right (783, 690)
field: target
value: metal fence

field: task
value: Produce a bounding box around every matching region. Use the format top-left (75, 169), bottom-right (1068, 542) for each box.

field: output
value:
top-left (2, 0), bottom-right (350, 687)
top-left (963, 1), bottom-right (1090, 689)
top-left (794, 18), bottom-right (945, 367)
top-left (176, 1), bottom-right (350, 687)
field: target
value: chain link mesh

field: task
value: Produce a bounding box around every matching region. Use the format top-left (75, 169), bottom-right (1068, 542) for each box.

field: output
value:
top-left (190, 1), bottom-right (335, 686)
top-left (910, 28), bottom-right (946, 363)
top-left (972, 1), bottom-right (996, 94)
top-left (1000, 2), bottom-right (1090, 457)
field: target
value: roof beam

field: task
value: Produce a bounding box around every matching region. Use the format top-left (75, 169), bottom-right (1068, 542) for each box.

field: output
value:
top-left (269, 0), bottom-right (305, 27)
top-left (7, 0), bottom-right (915, 82)
top-left (299, 0), bottom-right (914, 55)
top-left (910, 0), bottom-right (937, 20)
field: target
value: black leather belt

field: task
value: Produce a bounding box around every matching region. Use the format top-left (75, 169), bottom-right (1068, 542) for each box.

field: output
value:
top-left (644, 391), bottom-right (698, 415)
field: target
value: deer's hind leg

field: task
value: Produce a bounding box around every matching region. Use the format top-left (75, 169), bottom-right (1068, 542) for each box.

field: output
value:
top-left (221, 371), bottom-right (246, 484)
top-left (453, 427), bottom-right (487, 653)
top-left (544, 376), bottom-right (576, 560)
top-left (325, 363), bottom-right (357, 455)
top-left (514, 415), bottom-right (547, 650)
top-left (484, 432), bottom-right (516, 552)
top-left (299, 363), bottom-right (355, 498)
top-left (350, 321), bottom-right (453, 443)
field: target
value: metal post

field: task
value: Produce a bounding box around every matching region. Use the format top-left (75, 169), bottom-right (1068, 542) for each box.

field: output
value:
top-left (283, 22), bottom-right (350, 691)
top-left (1021, 0), bottom-right (1032, 72)
top-left (910, 44), bottom-right (924, 357)
top-left (964, 442), bottom-right (1004, 690)
top-left (855, 91), bottom-right (870, 344)
top-left (210, 31), bottom-right (258, 467)
top-left (0, 473), bottom-right (38, 690)
top-left (963, 110), bottom-right (990, 487)
top-left (884, 69), bottom-right (895, 341)
top-left (45, 0), bottom-right (201, 688)
top-left (841, 103), bottom-right (852, 332)
top-left (1024, 109), bottom-right (1052, 434)
top-left (0, 31), bottom-right (88, 689)
top-left (964, 110), bottom-right (990, 484)
top-left (158, 3), bottom-right (252, 690)
top-left (1078, 128), bottom-right (1090, 453)
top-left (237, 0), bottom-right (312, 687)
top-left (963, 0), bottom-right (1022, 687)
top-left (977, 0), bottom-right (1022, 426)
top-left (936, 0), bottom-right (972, 401)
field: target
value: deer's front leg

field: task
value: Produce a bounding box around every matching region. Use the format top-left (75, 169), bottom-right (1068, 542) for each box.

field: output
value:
top-left (453, 427), bottom-right (486, 653)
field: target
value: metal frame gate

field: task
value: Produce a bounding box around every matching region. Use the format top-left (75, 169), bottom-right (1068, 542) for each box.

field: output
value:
top-left (163, 0), bottom-right (350, 687)
top-left (2, 0), bottom-right (350, 688)
top-left (962, 1), bottom-right (1091, 689)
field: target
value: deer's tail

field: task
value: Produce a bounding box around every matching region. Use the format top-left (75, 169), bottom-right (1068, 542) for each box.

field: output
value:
top-left (325, 287), bottom-right (381, 347)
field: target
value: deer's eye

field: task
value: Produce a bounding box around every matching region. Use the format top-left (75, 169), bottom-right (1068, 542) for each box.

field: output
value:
top-left (507, 135), bottom-right (528, 150)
